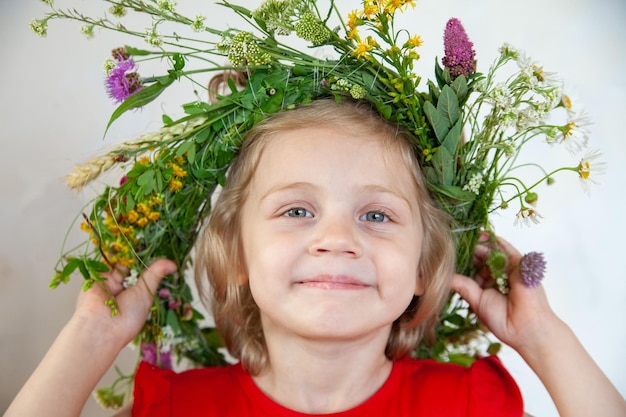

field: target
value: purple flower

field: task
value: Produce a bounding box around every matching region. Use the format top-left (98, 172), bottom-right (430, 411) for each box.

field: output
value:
top-left (141, 342), bottom-right (172, 369)
top-left (158, 288), bottom-right (171, 299)
top-left (441, 18), bottom-right (476, 79)
top-left (519, 251), bottom-right (546, 288)
top-left (105, 58), bottom-right (143, 103)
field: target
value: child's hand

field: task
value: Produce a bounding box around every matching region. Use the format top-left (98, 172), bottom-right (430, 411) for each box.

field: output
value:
top-left (451, 236), bottom-right (626, 416)
top-left (450, 235), bottom-right (558, 354)
top-left (71, 259), bottom-right (178, 352)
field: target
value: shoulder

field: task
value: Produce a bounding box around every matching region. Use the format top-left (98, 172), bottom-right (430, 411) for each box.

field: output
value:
top-left (133, 361), bottom-right (247, 417)
top-left (392, 356), bottom-right (523, 416)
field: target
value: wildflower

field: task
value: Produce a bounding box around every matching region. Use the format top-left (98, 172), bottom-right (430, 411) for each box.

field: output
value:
top-left (353, 38), bottom-right (374, 59)
top-left (123, 269), bottom-right (139, 288)
top-left (294, 12), bottom-right (331, 45)
top-left (519, 251), bottom-right (546, 288)
top-left (226, 32), bottom-right (271, 66)
top-left (81, 25), bottom-right (95, 39)
top-left (30, 19), bottom-right (48, 37)
top-left (109, 4), bottom-right (127, 17)
top-left (191, 15), bottom-right (206, 32)
top-left (560, 113), bottom-right (592, 153)
top-left (160, 326), bottom-right (179, 352)
top-left (171, 163), bottom-right (187, 178)
top-left (349, 84), bottom-right (367, 99)
top-left (148, 211), bottom-right (161, 222)
top-left (105, 58), bottom-right (143, 103)
top-left (169, 179), bottom-right (183, 192)
top-left (141, 342), bottom-right (172, 369)
top-left (577, 149), bottom-right (606, 194)
top-left (93, 386), bottom-right (125, 410)
top-left (158, 288), bottom-right (172, 299)
top-left (168, 298), bottom-right (182, 310)
top-left (498, 43), bottom-right (520, 60)
top-left (158, 0), bottom-right (177, 12)
top-left (517, 54), bottom-right (558, 85)
top-left (462, 172), bottom-right (484, 195)
top-left (406, 35), bottom-right (423, 48)
top-left (441, 18), bottom-right (476, 79)
top-left (514, 207), bottom-right (543, 227)
top-left (144, 28), bottom-right (163, 47)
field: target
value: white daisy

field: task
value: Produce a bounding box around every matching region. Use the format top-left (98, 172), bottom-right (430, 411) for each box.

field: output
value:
top-left (514, 207), bottom-right (543, 227)
top-left (578, 149), bottom-right (607, 194)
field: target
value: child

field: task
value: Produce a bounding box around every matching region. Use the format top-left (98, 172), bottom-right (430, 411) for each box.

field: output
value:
top-left (5, 99), bottom-right (625, 417)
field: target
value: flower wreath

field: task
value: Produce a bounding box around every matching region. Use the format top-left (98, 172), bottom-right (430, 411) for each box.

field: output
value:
top-left (32, 0), bottom-right (603, 409)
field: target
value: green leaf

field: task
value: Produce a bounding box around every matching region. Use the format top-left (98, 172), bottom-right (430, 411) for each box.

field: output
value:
top-left (166, 308), bottom-right (181, 333)
top-left (124, 45), bottom-right (153, 56)
top-left (438, 85), bottom-right (460, 126)
top-left (104, 78), bottom-right (174, 135)
top-left (440, 119), bottom-right (462, 155)
top-left (423, 101), bottom-right (448, 143)
top-left (450, 75), bottom-right (468, 103)
top-left (431, 145), bottom-right (454, 186)
top-left (172, 53), bottom-right (185, 71)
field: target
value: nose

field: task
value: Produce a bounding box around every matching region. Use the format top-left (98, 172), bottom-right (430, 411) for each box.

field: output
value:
top-left (308, 215), bottom-right (362, 257)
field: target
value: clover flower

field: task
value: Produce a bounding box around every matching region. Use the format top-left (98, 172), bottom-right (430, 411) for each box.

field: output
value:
top-left (105, 57), bottom-right (143, 103)
top-left (442, 18), bottom-right (476, 79)
top-left (141, 342), bottom-right (172, 369)
top-left (519, 251), bottom-right (546, 288)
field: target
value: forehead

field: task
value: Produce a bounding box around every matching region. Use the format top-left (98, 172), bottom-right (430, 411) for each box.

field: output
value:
top-left (251, 125), bottom-right (420, 199)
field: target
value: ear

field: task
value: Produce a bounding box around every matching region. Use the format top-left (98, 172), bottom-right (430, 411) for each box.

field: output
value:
top-left (236, 261), bottom-right (249, 286)
top-left (414, 273), bottom-right (425, 296)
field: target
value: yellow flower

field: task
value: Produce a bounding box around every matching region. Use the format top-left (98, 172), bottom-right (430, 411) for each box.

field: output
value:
top-left (137, 156), bottom-right (150, 165)
top-left (80, 221), bottom-right (91, 232)
top-left (347, 28), bottom-right (359, 40)
top-left (111, 241), bottom-right (127, 253)
top-left (169, 179), bottom-right (183, 192)
top-left (137, 217), bottom-right (149, 228)
top-left (406, 35), bottom-right (423, 48)
top-left (126, 210), bottom-right (139, 224)
top-left (353, 41), bottom-right (372, 59)
top-left (148, 211), bottom-right (161, 222)
top-left (363, 3), bottom-right (379, 18)
top-left (171, 163), bottom-right (188, 178)
top-left (347, 10), bottom-right (358, 29)
top-left (137, 203), bottom-right (150, 216)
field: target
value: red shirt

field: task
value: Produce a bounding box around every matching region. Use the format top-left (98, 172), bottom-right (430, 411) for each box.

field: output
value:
top-left (133, 356), bottom-right (523, 416)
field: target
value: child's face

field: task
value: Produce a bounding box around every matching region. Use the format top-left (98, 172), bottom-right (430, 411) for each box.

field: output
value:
top-left (239, 126), bottom-right (424, 343)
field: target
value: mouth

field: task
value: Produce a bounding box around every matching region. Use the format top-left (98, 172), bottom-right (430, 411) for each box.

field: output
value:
top-left (295, 274), bottom-right (371, 290)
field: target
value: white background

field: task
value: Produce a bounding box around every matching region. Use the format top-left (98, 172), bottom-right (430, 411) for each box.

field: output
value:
top-left (1, 1), bottom-right (625, 416)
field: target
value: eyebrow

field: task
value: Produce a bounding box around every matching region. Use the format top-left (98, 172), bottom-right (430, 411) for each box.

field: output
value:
top-left (261, 182), bottom-right (412, 208)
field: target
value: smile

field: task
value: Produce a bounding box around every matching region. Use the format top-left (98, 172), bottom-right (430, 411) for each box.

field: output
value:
top-left (295, 274), bottom-right (371, 290)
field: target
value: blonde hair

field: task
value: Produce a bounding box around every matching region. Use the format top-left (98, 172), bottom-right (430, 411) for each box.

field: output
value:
top-left (196, 98), bottom-right (455, 375)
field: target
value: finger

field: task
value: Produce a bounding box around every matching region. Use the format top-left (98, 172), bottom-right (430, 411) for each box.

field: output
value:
top-left (450, 273), bottom-right (483, 308)
top-left (118, 259), bottom-right (177, 311)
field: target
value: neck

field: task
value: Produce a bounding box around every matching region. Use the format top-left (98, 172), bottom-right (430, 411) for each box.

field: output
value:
top-left (252, 327), bottom-right (393, 414)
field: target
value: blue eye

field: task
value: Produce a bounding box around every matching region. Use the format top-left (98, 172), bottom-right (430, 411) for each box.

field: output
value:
top-left (361, 211), bottom-right (388, 223)
top-left (284, 207), bottom-right (312, 218)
